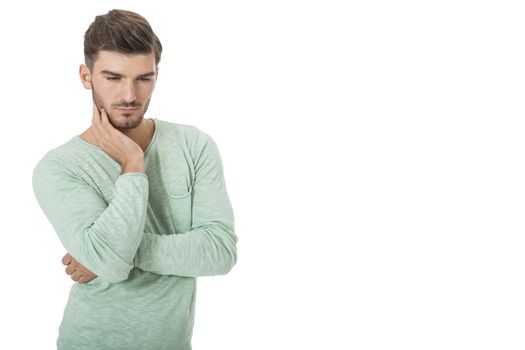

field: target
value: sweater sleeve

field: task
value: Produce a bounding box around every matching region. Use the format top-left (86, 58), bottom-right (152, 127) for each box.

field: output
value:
top-left (135, 132), bottom-right (238, 277)
top-left (32, 157), bottom-right (149, 283)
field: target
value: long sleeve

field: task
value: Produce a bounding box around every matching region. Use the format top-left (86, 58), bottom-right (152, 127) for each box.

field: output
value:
top-left (135, 132), bottom-right (238, 277)
top-left (32, 157), bottom-right (149, 283)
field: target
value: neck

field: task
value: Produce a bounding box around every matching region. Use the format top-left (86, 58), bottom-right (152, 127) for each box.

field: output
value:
top-left (119, 118), bottom-right (155, 152)
top-left (80, 118), bottom-right (156, 153)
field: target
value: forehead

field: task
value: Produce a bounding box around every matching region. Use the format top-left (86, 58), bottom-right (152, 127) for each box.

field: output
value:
top-left (93, 50), bottom-right (156, 75)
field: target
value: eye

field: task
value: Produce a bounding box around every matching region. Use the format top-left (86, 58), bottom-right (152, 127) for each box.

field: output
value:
top-left (107, 77), bottom-right (120, 81)
top-left (139, 77), bottom-right (151, 82)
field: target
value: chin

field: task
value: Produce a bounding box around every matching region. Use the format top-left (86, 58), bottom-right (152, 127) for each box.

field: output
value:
top-left (109, 112), bottom-right (144, 129)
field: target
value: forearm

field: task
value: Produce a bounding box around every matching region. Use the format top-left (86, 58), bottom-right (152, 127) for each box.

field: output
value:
top-left (134, 129), bottom-right (238, 278)
top-left (135, 223), bottom-right (237, 277)
top-left (74, 172), bottom-right (149, 282)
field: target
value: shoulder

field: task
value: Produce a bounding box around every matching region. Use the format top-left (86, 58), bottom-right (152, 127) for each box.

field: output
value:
top-left (156, 119), bottom-right (213, 141)
top-left (32, 138), bottom-right (86, 182)
top-left (155, 119), bottom-right (217, 153)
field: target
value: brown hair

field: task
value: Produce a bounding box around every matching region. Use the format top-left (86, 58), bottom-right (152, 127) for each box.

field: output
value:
top-left (83, 9), bottom-right (162, 71)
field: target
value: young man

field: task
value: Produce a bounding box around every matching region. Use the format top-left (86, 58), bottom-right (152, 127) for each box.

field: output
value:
top-left (32, 9), bottom-right (237, 350)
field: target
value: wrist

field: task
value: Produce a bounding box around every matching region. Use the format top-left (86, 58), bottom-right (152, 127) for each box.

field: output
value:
top-left (121, 156), bottom-right (145, 174)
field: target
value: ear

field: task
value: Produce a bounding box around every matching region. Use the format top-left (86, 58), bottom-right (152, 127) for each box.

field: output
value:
top-left (79, 64), bottom-right (92, 90)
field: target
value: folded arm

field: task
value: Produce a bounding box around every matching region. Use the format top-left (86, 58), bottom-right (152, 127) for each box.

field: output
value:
top-left (135, 132), bottom-right (238, 277)
top-left (32, 157), bottom-right (149, 283)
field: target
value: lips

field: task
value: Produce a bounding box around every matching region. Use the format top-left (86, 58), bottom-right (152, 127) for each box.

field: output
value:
top-left (117, 108), bottom-right (138, 111)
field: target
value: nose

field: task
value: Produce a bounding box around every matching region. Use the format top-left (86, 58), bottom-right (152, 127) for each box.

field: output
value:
top-left (120, 80), bottom-right (137, 104)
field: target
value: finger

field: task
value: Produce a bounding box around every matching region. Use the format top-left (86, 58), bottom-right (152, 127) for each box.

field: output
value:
top-left (100, 107), bottom-right (113, 129)
top-left (65, 260), bottom-right (79, 274)
top-left (92, 103), bottom-right (103, 139)
top-left (92, 104), bottom-right (109, 144)
top-left (100, 107), bottom-right (107, 124)
top-left (78, 274), bottom-right (94, 284)
top-left (93, 104), bottom-right (106, 134)
top-left (86, 274), bottom-right (97, 283)
top-left (92, 102), bottom-right (101, 127)
top-left (62, 253), bottom-right (72, 265)
top-left (77, 265), bottom-right (96, 280)
top-left (71, 271), bottom-right (82, 282)
top-left (93, 102), bottom-right (102, 120)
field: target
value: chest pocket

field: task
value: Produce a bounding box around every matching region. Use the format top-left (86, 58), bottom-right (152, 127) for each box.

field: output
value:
top-left (155, 121), bottom-right (196, 234)
top-left (168, 187), bottom-right (193, 233)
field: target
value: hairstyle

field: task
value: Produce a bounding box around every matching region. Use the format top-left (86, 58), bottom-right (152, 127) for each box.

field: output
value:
top-left (83, 9), bottom-right (162, 72)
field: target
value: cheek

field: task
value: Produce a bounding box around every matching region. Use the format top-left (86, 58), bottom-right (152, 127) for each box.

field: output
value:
top-left (98, 81), bottom-right (115, 94)
top-left (140, 84), bottom-right (154, 94)
top-left (95, 83), bottom-right (117, 102)
top-left (137, 89), bottom-right (153, 103)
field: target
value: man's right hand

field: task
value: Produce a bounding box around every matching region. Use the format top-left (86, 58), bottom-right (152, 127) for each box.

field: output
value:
top-left (92, 102), bottom-right (145, 173)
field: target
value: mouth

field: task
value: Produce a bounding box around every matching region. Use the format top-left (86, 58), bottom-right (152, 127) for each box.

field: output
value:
top-left (117, 107), bottom-right (139, 112)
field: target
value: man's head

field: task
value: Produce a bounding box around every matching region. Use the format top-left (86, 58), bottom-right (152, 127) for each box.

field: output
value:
top-left (79, 9), bottom-right (162, 130)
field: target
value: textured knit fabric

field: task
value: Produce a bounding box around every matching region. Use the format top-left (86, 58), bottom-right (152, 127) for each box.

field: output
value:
top-left (32, 118), bottom-right (237, 350)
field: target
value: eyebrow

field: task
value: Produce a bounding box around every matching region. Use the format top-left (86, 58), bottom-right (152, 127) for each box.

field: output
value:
top-left (100, 70), bottom-right (156, 78)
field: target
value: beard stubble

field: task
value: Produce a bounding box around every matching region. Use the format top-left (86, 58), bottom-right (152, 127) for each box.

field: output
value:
top-left (91, 84), bottom-right (152, 130)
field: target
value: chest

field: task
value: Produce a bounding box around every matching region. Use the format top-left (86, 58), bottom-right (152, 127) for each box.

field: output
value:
top-left (82, 141), bottom-right (196, 234)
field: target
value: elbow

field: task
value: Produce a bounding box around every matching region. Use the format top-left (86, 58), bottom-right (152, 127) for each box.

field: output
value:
top-left (227, 243), bottom-right (238, 272)
top-left (217, 248), bottom-right (237, 275)
top-left (202, 224), bottom-right (238, 276)
top-left (103, 265), bottom-right (133, 283)
top-left (105, 276), bottom-right (129, 284)
top-left (217, 232), bottom-right (238, 275)
top-left (79, 230), bottom-right (135, 283)
top-left (87, 259), bottom-right (133, 284)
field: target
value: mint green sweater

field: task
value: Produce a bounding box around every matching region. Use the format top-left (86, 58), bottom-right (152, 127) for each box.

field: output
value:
top-left (32, 119), bottom-right (237, 350)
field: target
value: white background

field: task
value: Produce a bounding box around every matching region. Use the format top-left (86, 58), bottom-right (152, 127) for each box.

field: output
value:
top-left (0, 0), bottom-right (524, 349)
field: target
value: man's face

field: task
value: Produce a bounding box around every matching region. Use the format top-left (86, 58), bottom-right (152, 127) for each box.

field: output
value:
top-left (87, 50), bottom-right (157, 130)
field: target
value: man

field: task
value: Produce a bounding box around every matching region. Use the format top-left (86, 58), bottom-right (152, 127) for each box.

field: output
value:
top-left (32, 9), bottom-right (237, 350)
